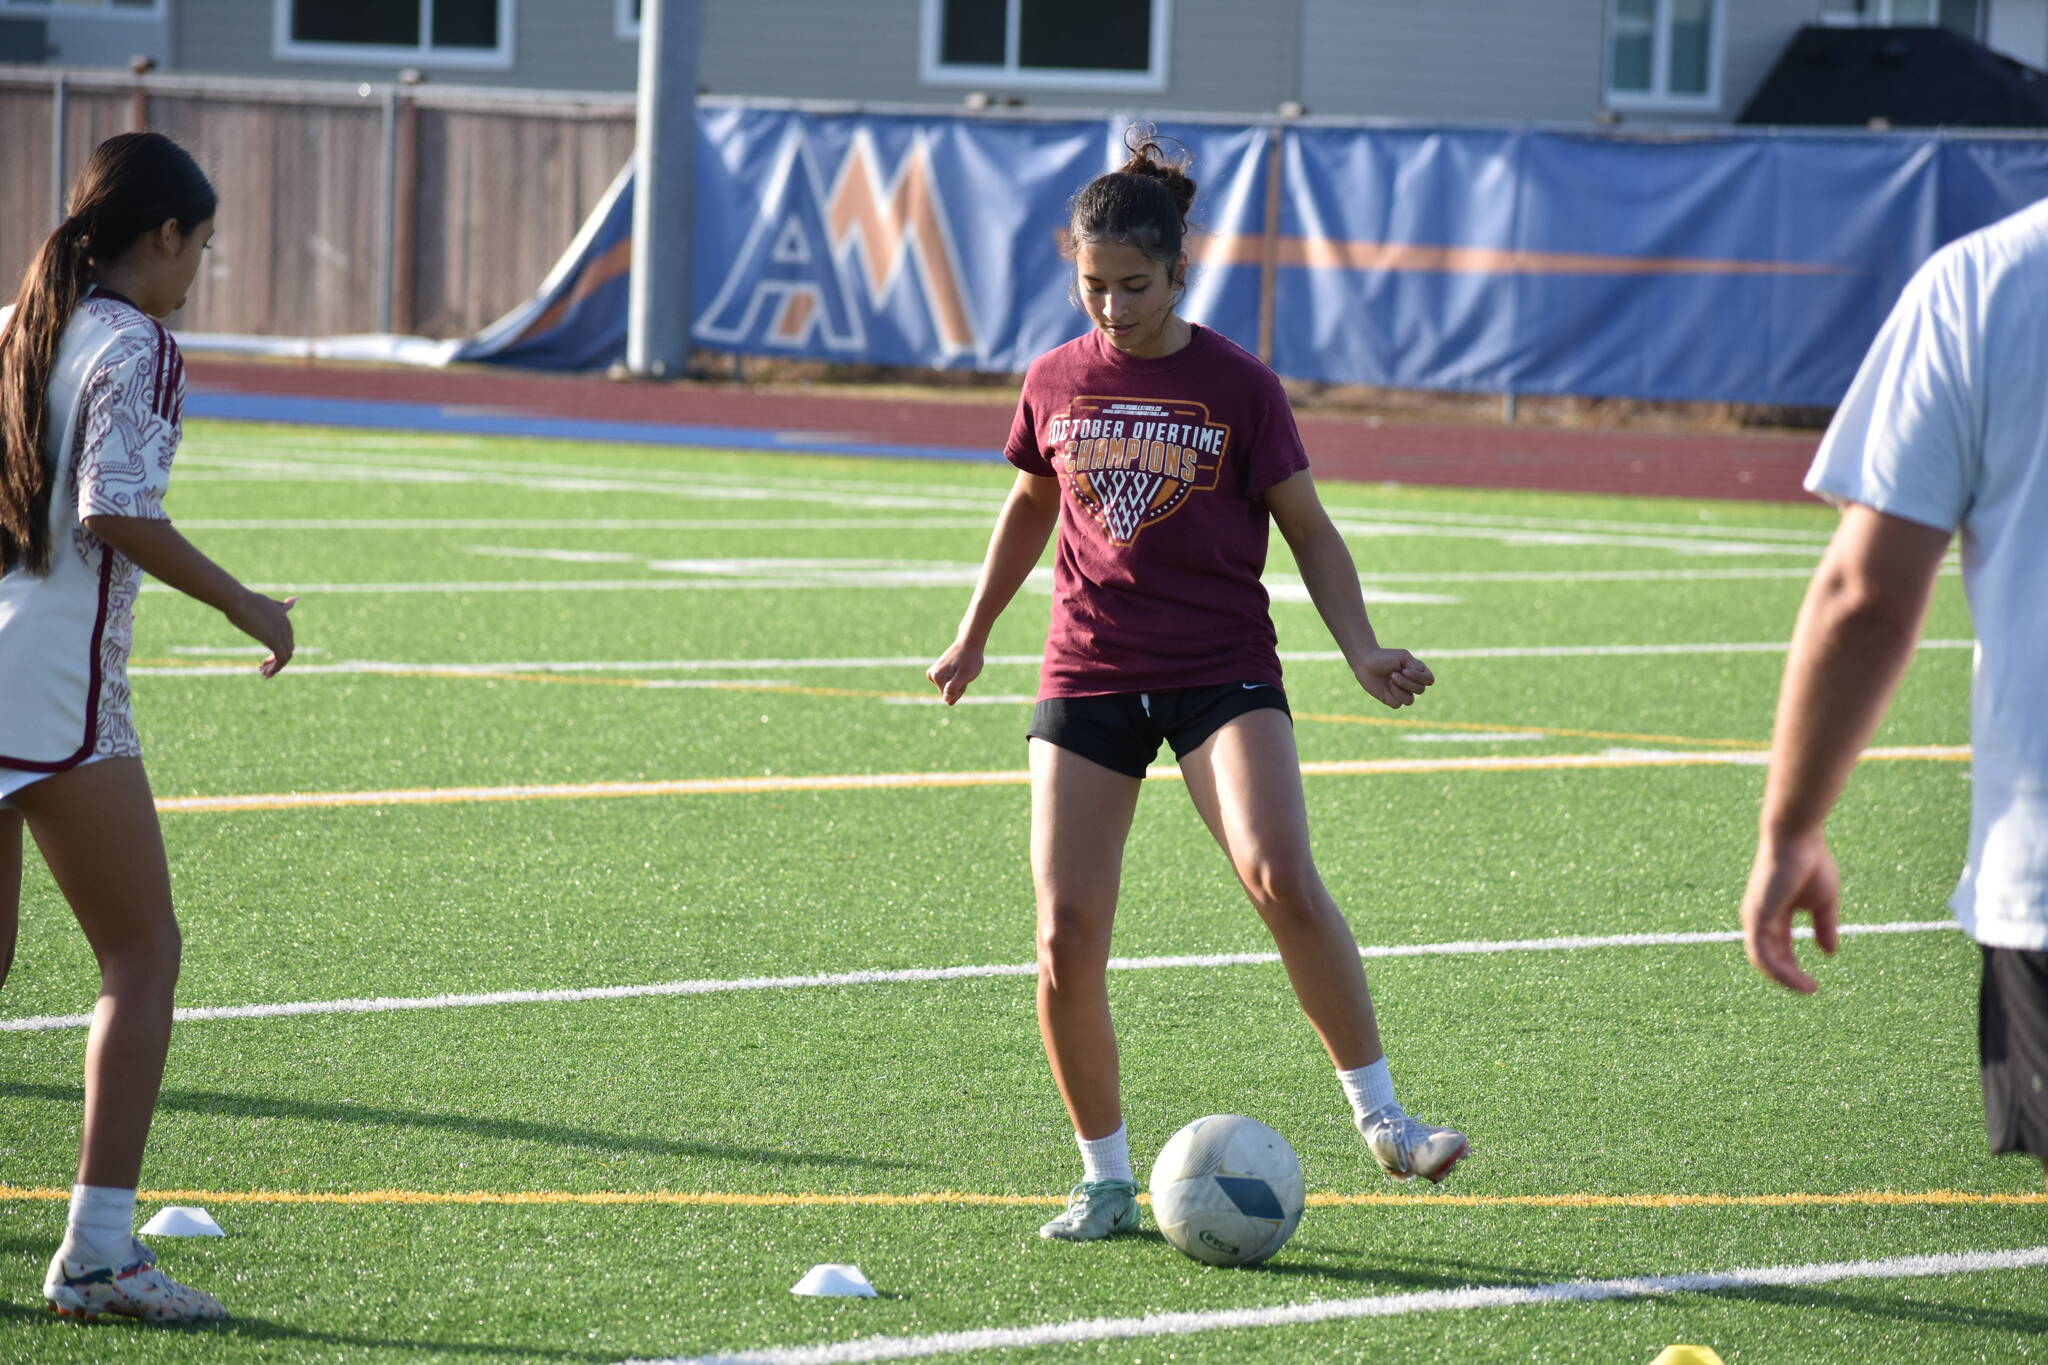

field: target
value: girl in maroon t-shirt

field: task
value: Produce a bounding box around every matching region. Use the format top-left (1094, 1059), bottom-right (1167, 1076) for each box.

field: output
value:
top-left (928, 130), bottom-right (1468, 1241)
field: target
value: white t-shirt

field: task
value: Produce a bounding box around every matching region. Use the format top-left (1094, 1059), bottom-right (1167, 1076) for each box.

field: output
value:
top-left (1806, 199), bottom-right (2048, 952)
top-left (0, 290), bottom-right (183, 778)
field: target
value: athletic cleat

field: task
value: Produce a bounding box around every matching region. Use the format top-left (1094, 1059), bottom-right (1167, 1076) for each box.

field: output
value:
top-left (1361, 1110), bottom-right (1469, 1184)
top-left (1038, 1179), bottom-right (1141, 1241)
top-left (43, 1241), bottom-right (225, 1323)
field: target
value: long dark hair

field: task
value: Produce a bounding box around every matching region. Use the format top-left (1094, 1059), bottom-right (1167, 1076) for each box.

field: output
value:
top-left (1067, 124), bottom-right (1198, 295)
top-left (0, 132), bottom-right (215, 575)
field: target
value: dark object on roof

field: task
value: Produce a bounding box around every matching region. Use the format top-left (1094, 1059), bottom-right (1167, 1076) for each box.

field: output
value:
top-left (1739, 25), bottom-right (2048, 129)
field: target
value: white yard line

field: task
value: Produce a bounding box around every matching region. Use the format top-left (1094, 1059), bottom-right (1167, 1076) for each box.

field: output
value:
top-left (629, 1244), bottom-right (2048, 1364)
top-left (0, 921), bottom-right (1957, 1034)
top-left (174, 517), bottom-right (999, 532)
top-left (129, 639), bottom-right (1977, 679)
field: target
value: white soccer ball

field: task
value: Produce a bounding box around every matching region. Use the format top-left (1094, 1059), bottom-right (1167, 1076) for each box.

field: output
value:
top-left (1148, 1114), bottom-right (1305, 1266)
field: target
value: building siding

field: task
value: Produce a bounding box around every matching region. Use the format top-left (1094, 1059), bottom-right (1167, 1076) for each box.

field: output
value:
top-left (1298, 0), bottom-right (1606, 122)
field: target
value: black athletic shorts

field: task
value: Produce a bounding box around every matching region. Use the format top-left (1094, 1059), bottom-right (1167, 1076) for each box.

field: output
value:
top-left (1980, 943), bottom-right (2048, 1159)
top-left (1026, 682), bottom-right (1290, 779)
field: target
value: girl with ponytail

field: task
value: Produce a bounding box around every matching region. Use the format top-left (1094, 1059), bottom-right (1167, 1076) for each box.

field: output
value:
top-left (929, 127), bottom-right (1466, 1241)
top-left (0, 131), bottom-right (297, 1323)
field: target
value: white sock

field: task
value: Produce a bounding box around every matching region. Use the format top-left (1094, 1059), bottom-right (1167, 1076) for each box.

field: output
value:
top-left (1338, 1058), bottom-right (1401, 1126)
top-left (60, 1184), bottom-right (136, 1266)
top-left (1076, 1123), bottom-right (1134, 1184)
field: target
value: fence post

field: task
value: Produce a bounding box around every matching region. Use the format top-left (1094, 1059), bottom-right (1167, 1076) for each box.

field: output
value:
top-left (50, 74), bottom-right (67, 226)
top-left (128, 55), bottom-right (154, 131)
top-left (390, 79), bottom-right (421, 335)
top-left (629, 0), bottom-right (699, 378)
top-left (1255, 119), bottom-right (1285, 366)
top-left (378, 85), bottom-right (399, 335)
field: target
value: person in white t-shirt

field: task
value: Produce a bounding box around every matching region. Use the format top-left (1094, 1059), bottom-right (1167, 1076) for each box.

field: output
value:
top-left (1739, 198), bottom-right (2048, 1188)
top-left (0, 132), bottom-right (296, 1322)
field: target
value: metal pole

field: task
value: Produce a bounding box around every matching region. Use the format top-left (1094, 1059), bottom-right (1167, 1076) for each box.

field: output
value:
top-left (1255, 121), bottom-right (1285, 366)
top-left (378, 85), bottom-right (398, 335)
top-left (51, 75), bottom-right (68, 226)
top-left (628, 0), bottom-right (698, 379)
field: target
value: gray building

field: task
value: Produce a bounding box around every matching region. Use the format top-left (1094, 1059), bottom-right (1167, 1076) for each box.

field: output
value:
top-left (4, 0), bottom-right (2046, 122)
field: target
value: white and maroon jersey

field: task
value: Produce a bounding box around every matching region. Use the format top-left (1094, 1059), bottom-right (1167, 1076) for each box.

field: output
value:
top-left (0, 288), bottom-right (183, 774)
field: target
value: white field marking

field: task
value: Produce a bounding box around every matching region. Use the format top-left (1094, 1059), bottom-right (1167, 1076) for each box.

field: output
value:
top-left (1318, 504), bottom-right (1837, 544)
top-left (0, 920), bottom-right (1957, 1034)
top-left (1328, 518), bottom-right (1815, 557)
top-left (174, 517), bottom-right (998, 532)
top-left (125, 639), bottom-right (1978, 680)
top-left (634, 1244), bottom-right (2048, 1365)
top-left (881, 694), bottom-right (1037, 706)
top-left (1401, 731), bottom-right (1547, 743)
top-left (137, 746), bottom-right (1968, 817)
top-left (168, 645), bottom-right (328, 657)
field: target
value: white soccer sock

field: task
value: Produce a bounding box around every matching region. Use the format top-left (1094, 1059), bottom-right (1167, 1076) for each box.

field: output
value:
top-left (59, 1184), bottom-right (136, 1266)
top-left (1338, 1058), bottom-right (1401, 1126)
top-left (1076, 1123), bottom-right (1134, 1184)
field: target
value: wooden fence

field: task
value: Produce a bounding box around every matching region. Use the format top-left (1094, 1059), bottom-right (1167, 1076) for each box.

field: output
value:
top-left (0, 65), bottom-right (635, 340)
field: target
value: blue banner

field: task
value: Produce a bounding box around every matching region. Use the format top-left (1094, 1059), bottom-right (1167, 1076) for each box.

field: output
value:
top-left (459, 110), bottom-right (2048, 407)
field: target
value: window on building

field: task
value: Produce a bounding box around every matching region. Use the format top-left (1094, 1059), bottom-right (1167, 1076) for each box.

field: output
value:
top-left (1820, 0), bottom-right (1983, 37)
top-left (0, 0), bottom-right (160, 13)
top-left (274, 0), bottom-right (512, 68)
top-left (922, 0), bottom-right (1169, 90)
top-left (1607, 0), bottom-right (1720, 108)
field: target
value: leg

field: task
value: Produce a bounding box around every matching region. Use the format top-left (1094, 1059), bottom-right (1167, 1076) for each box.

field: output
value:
top-left (1030, 738), bottom-right (1142, 1141)
top-left (1177, 709), bottom-right (1382, 1069)
top-left (0, 809), bottom-right (21, 991)
top-left (13, 759), bottom-right (180, 1189)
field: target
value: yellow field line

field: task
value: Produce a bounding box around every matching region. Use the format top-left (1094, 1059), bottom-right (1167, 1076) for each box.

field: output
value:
top-left (1294, 711), bottom-right (1765, 751)
top-left (3, 1185), bottom-right (2041, 1210)
top-left (150, 747), bottom-right (1970, 816)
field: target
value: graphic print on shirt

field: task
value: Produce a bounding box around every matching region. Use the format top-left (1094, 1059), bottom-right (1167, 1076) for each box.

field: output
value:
top-left (1050, 396), bottom-right (1231, 546)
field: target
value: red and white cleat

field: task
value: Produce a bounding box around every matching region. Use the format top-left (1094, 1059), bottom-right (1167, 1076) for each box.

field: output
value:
top-left (44, 1240), bottom-right (225, 1323)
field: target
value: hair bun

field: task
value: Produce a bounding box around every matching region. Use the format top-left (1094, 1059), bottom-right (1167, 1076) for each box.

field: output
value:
top-left (1115, 125), bottom-right (1197, 226)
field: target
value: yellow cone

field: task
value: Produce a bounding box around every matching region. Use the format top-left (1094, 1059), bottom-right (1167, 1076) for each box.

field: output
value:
top-left (1650, 1349), bottom-right (1726, 1365)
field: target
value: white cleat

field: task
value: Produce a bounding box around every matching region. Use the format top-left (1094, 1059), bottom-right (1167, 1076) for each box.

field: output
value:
top-left (1361, 1110), bottom-right (1470, 1184)
top-left (44, 1240), bottom-right (226, 1323)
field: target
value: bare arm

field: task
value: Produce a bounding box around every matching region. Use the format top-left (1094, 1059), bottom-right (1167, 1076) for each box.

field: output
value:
top-left (926, 470), bottom-right (1060, 705)
top-left (1265, 469), bottom-right (1433, 709)
top-left (1740, 503), bottom-right (1951, 992)
top-left (84, 514), bottom-right (297, 678)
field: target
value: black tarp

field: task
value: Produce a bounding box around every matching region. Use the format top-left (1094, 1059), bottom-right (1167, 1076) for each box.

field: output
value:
top-left (1739, 24), bottom-right (2048, 128)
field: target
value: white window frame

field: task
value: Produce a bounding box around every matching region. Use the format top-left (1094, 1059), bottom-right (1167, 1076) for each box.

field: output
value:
top-left (1820, 0), bottom-right (1984, 36)
top-left (1604, 0), bottom-right (1723, 113)
top-left (0, 0), bottom-right (165, 18)
top-left (272, 0), bottom-right (515, 71)
top-left (615, 0), bottom-right (637, 42)
top-left (919, 0), bottom-right (1171, 92)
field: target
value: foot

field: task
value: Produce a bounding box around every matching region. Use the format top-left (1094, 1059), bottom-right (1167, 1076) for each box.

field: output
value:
top-left (1039, 1179), bottom-right (1141, 1241)
top-left (44, 1240), bottom-right (226, 1323)
top-left (1361, 1109), bottom-right (1469, 1184)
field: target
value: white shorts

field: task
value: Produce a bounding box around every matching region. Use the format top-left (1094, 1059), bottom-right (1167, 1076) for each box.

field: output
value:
top-left (0, 753), bottom-right (114, 811)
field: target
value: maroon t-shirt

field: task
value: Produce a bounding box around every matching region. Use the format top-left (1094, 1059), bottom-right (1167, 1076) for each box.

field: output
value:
top-left (1005, 324), bottom-right (1311, 699)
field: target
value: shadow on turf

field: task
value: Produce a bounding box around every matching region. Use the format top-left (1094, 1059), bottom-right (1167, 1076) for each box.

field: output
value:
top-left (0, 1299), bottom-right (617, 1358)
top-left (1, 1082), bottom-right (907, 1173)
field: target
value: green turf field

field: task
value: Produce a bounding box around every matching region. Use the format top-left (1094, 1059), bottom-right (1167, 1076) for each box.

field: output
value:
top-left (2, 420), bottom-right (2040, 1363)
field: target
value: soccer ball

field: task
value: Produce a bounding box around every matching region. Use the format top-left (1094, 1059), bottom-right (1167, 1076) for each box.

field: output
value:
top-left (1148, 1114), bottom-right (1305, 1266)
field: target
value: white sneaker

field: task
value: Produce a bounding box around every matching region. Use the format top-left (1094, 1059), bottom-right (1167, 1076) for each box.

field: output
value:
top-left (1361, 1110), bottom-right (1469, 1184)
top-left (1038, 1180), bottom-right (1142, 1241)
top-left (44, 1239), bottom-right (225, 1323)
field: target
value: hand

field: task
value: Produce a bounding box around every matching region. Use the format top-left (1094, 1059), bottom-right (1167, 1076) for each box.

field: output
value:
top-left (226, 592), bottom-right (297, 678)
top-left (1739, 829), bottom-right (1841, 994)
top-left (926, 638), bottom-right (985, 706)
top-left (1354, 648), bottom-right (1433, 709)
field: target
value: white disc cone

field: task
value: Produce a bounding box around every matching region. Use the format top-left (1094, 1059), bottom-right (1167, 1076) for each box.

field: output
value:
top-left (139, 1206), bottom-right (225, 1237)
top-left (790, 1263), bottom-right (876, 1297)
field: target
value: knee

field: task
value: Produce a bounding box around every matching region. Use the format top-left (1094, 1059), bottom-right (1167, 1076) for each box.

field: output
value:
top-left (100, 914), bottom-right (181, 990)
top-left (1036, 902), bottom-right (1111, 989)
top-left (1238, 858), bottom-right (1323, 924)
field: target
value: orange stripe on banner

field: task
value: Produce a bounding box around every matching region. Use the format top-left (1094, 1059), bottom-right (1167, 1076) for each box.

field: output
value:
top-left (1201, 234), bottom-right (1845, 277)
top-left (3, 1185), bottom-right (2042, 1211)
top-left (516, 236), bottom-right (634, 343)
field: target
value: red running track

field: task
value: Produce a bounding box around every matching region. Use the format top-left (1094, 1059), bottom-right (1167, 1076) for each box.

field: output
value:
top-left (188, 358), bottom-right (1824, 504)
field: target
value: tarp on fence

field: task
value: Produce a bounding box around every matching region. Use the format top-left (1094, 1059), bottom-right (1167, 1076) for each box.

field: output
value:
top-left (455, 110), bottom-right (2048, 407)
